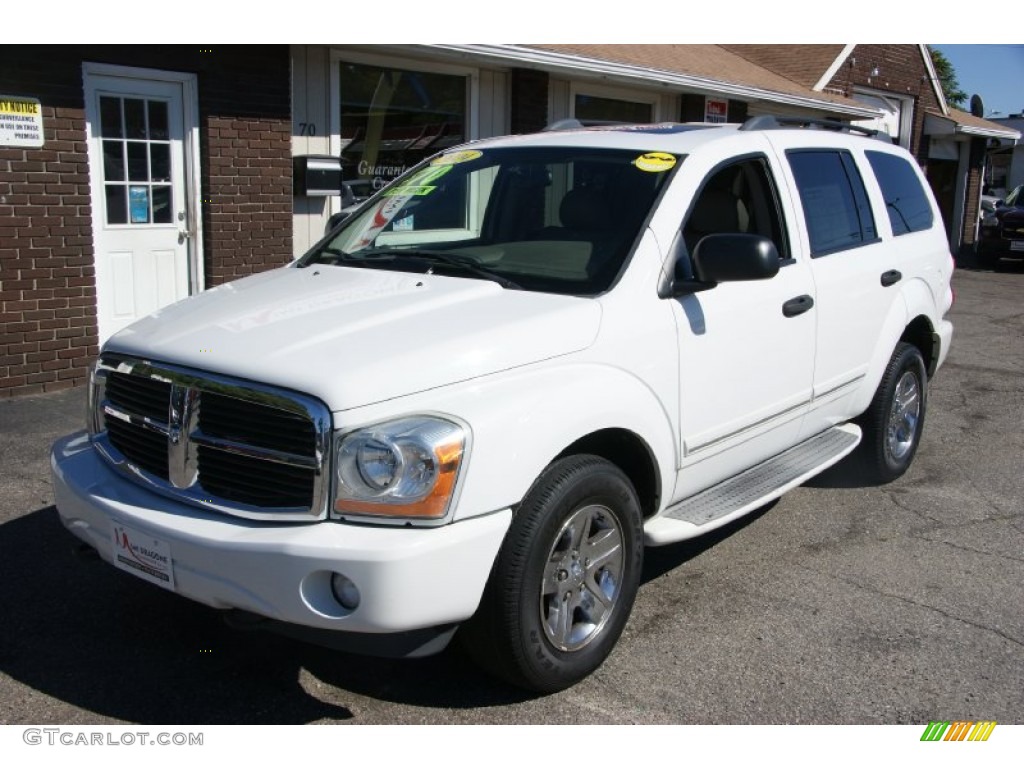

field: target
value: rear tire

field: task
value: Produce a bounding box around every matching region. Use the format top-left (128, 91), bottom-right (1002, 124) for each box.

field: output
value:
top-left (461, 455), bottom-right (643, 693)
top-left (854, 342), bottom-right (928, 484)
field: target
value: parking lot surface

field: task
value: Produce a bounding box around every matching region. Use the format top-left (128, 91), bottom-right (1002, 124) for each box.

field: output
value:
top-left (1, 262), bottom-right (1021, 725)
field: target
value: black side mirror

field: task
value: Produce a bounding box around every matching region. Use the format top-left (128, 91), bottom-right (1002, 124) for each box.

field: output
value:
top-left (668, 234), bottom-right (779, 296)
top-left (326, 211), bottom-right (351, 232)
top-left (693, 233), bottom-right (780, 283)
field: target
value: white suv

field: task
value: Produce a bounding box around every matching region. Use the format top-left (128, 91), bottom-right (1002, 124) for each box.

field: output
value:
top-left (52, 118), bottom-right (954, 692)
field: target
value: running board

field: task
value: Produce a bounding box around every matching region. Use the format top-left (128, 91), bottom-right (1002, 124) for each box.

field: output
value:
top-left (644, 424), bottom-right (861, 546)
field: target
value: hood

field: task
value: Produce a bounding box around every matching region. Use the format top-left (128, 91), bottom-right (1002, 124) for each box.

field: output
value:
top-left (105, 265), bottom-right (602, 411)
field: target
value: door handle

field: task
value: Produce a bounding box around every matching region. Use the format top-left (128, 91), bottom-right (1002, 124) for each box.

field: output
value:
top-left (782, 295), bottom-right (814, 317)
top-left (880, 269), bottom-right (902, 287)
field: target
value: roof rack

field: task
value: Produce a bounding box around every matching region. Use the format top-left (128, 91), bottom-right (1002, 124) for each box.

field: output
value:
top-left (739, 115), bottom-right (893, 143)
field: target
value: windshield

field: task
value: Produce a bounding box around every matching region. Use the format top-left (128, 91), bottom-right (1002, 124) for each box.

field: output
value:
top-left (303, 146), bottom-right (680, 295)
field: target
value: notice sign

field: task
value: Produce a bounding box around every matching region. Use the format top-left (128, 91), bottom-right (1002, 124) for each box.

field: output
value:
top-left (705, 97), bottom-right (728, 124)
top-left (0, 95), bottom-right (44, 147)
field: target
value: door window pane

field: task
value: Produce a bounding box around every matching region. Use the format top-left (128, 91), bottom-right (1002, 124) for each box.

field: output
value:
top-left (148, 100), bottom-right (169, 140)
top-left (124, 98), bottom-right (147, 139)
top-left (339, 61), bottom-right (467, 204)
top-left (105, 185), bottom-right (127, 225)
top-left (127, 142), bottom-right (148, 181)
top-left (152, 186), bottom-right (172, 223)
top-left (129, 185), bottom-right (150, 223)
top-left (150, 143), bottom-right (170, 182)
top-left (100, 97), bottom-right (122, 138)
top-left (103, 140), bottom-right (125, 181)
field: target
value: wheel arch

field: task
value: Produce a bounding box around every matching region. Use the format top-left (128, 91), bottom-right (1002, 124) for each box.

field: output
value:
top-left (554, 428), bottom-right (662, 521)
top-left (850, 278), bottom-right (937, 417)
top-left (900, 313), bottom-right (937, 377)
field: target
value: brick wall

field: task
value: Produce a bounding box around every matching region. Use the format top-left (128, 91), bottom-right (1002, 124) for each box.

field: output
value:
top-left (1, 52), bottom-right (97, 398)
top-left (963, 136), bottom-right (988, 248)
top-left (821, 44), bottom-right (941, 166)
top-left (0, 45), bottom-right (291, 398)
top-left (198, 50), bottom-right (291, 286)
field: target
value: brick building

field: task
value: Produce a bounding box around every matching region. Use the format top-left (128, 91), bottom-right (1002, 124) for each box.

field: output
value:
top-left (1, 45), bottom-right (291, 398)
top-left (1, 44), bottom-right (1016, 399)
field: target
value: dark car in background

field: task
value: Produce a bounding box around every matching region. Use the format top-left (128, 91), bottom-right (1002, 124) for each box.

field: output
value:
top-left (978, 184), bottom-right (1024, 268)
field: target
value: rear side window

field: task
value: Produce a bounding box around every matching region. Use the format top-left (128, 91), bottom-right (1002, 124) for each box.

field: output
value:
top-left (865, 150), bottom-right (934, 235)
top-left (787, 149), bottom-right (877, 257)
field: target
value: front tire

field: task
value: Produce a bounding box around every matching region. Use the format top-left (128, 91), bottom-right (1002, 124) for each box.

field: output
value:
top-left (854, 342), bottom-right (928, 483)
top-left (462, 455), bottom-right (643, 693)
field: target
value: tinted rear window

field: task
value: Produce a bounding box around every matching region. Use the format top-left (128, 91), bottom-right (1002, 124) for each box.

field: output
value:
top-left (866, 151), bottom-right (934, 235)
top-left (787, 150), bottom-right (877, 257)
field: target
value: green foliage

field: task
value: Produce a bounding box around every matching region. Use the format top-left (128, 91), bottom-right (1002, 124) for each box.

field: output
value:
top-left (928, 46), bottom-right (968, 108)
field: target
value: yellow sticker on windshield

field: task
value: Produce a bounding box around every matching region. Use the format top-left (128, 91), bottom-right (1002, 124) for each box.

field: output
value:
top-left (432, 149), bottom-right (482, 166)
top-left (634, 152), bottom-right (677, 172)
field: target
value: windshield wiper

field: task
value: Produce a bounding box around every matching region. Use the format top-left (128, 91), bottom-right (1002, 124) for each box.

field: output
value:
top-left (358, 248), bottom-right (522, 289)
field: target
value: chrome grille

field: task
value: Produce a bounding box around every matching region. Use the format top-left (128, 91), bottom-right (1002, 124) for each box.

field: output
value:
top-left (106, 417), bottom-right (170, 480)
top-left (196, 445), bottom-right (315, 508)
top-left (91, 355), bottom-right (332, 521)
top-left (198, 391), bottom-right (316, 455)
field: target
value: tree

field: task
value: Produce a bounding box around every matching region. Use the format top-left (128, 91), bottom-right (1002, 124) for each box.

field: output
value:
top-left (928, 46), bottom-right (968, 109)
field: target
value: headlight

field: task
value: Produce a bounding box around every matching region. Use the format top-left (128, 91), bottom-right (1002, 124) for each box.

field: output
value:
top-left (333, 416), bottom-right (466, 520)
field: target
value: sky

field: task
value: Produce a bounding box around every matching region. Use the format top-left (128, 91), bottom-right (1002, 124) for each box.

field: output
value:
top-left (932, 45), bottom-right (1024, 119)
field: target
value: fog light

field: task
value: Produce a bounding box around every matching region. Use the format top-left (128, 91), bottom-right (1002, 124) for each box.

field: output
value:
top-left (330, 573), bottom-right (361, 611)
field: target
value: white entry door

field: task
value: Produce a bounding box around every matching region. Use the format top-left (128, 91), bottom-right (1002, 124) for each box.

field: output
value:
top-left (84, 65), bottom-right (200, 343)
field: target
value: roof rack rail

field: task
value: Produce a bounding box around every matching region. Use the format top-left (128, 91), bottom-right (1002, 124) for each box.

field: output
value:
top-left (542, 118), bottom-right (631, 132)
top-left (739, 115), bottom-right (893, 143)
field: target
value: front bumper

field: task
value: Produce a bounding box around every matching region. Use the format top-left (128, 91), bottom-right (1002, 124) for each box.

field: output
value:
top-left (52, 432), bottom-right (511, 644)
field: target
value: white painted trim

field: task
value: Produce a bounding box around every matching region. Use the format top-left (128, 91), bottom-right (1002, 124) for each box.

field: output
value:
top-left (569, 80), bottom-right (662, 122)
top-left (952, 140), bottom-right (969, 252)
top-left (420, 44), bottom-right (880, 120)
top-left (925, 110), bottom-right (1021, 140)
top-left (82, 62), bottom-right (204, 294)
top-left (851, 85), bottom-right (915, 149)
top-left (918, 44), bottom-right (949, 116)
top-left (812, 44), bottom-right (857, 92)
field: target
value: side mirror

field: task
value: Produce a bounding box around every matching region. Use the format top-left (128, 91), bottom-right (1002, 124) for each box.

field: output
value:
top-left (668, 234), bottom-right (779, 296)
top-left (326, 211), bottom-right (351, 232)
top-left (693, 233), bottom-right (780, 283)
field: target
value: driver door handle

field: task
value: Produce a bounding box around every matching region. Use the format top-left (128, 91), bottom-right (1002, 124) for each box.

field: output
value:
top-left (782, 294), bottom-right (814, 317)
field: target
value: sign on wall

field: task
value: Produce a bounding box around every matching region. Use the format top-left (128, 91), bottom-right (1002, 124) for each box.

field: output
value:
top-left (704, 97), bottom-right (728, 124)
top-left (0, 95), bottom-right (44, 147)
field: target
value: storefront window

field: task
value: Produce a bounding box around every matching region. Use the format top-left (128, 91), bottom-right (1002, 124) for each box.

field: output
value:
top-left (338, 61), bottom-right (467, 209)
top-left (574, 94), bottom-right (652, 124)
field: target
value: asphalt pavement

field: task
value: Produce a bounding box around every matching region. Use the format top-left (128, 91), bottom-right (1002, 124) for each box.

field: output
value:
top-left (1, 260), bottom-right (1021, 725)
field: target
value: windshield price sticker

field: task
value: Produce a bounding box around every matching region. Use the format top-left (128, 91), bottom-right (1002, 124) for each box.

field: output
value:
top-left (111, 523), bottom-right (176, 590)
